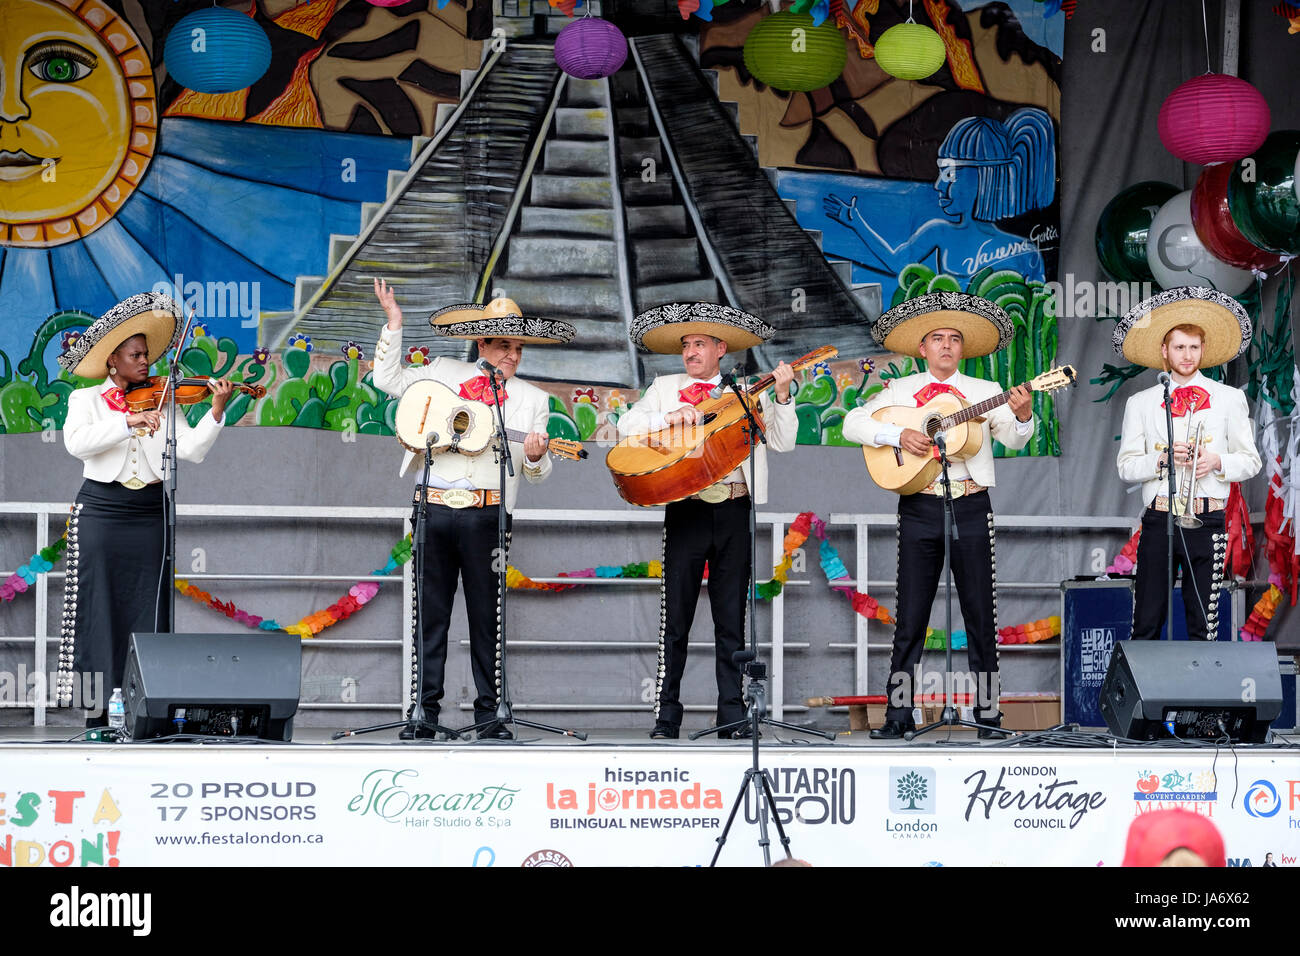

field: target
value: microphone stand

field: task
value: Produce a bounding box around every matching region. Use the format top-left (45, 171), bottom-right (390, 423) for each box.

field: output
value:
top-left (334, 432), bottom-right (462, 741)
top-left (908, 433), bottom-right (1007, 740)
top-left (457, 368), bottom-right (586, 741)
top-left (697, 375), bottom-right (830, 865)
top-left (1160, 373), bottom-right (1177, 641)
top-left (697, 373), bottom-right (832, 743)
top-left (155, 308), bottom-right (197, 633)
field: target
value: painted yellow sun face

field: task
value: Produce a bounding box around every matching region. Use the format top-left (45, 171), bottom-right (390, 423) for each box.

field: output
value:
top-left (0, 0), bottom-right (156, 246)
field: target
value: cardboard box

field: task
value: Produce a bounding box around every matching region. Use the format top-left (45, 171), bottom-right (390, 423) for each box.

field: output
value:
top-left (1001, 695), bottom-right (1061, 731)
top-left (847, 696), bottom-right (1061, 732)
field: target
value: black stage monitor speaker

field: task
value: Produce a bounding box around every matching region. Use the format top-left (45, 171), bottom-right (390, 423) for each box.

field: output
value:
top-left (122, 633), bottom-right (301, 741)
top-left (1099, 641), bottom-right (1282, 742)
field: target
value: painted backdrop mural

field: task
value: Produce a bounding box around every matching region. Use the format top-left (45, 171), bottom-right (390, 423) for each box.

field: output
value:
top-left (0, 0), bottom-right (1063, 452)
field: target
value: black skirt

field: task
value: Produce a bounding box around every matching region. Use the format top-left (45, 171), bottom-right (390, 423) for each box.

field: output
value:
top-left (57, 479), bottom-right (172, 712)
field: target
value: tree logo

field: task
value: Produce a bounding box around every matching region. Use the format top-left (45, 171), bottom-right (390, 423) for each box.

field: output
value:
top-left (889, 767), bottom-right (936, 814)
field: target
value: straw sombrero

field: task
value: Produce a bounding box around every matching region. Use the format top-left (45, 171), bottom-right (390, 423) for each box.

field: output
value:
top-left (630, 302), bottom-right (774, 355)
top-left (429, 297), bottom-right (576, 344)
top-left (871, 292), bottom-right (1013, 359)
top-left (1112, 286), bottom-right (1250, 370)
top-left (56, 292), bottom-right (183, 379)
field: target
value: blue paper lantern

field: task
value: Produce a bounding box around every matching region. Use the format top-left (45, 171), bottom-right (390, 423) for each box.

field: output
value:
top-left (164, 7), bottom-right (272, 95)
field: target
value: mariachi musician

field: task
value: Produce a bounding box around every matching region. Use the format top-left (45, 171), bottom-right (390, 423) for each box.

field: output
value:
top-left (1113, 286), bottom-right (1261, 640)
top-left (615, 303), bottom-right (795, 740)
top-left (843, 292), bottom-right (1032, 739)
top-left (56, 294), bottom-right (233, 725)
top-left (372, 279), bottom-right (576, 739)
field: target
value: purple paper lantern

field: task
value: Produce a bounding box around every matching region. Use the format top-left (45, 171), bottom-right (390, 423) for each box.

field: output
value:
top-left (1157, 73), bottom-right (1270, 166)
top-left (554, 17), bottom-right (627, 80)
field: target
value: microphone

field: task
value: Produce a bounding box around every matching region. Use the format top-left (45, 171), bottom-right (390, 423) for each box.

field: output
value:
top-left (476, 357), bottom-right (505, 379)
top-left (709, 365), bottom-right (744, 398)
top-left (1157, 371), bottom-right (1172, 387)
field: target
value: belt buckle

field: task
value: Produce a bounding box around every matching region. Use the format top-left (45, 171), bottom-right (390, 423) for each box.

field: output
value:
top-left (121, 477), bottom-right (147, 490)
top-left (935, 478), bottom-right (964, 499)
top-left (439, 488), bottom-right (478, 509)
top-left (697, 483), bottom-right (730, 504)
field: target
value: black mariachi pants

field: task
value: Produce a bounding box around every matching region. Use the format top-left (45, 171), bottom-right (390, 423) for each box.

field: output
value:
top-left (1132, 506), bottom-right (1226, 640)
top-left (655, 497), bottom-right (751, 730)
top-left (412, 502), bottom-right (508, 725)
top-left (886, 490), bottom-right (1000, 724)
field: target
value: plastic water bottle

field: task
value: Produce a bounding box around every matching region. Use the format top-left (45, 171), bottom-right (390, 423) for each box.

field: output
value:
top-left (107, 688), bottom-right (125, 735)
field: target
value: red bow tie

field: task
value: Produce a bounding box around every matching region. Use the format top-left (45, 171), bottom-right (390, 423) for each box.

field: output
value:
top-left (104, 387), bottom-right (128, 413)
top-left (1164, 385), bottom-right (1211, 418)
top-left (459, 375), bottom-right (508, 406)
top-left (913, 381), bottom-right (966, 406)
top-left (677, 381), bottom-right (715, 406)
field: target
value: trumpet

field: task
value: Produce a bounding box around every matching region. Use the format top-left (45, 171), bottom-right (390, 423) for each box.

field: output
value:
top-left (1173, 416), bottom-right (1206, 529)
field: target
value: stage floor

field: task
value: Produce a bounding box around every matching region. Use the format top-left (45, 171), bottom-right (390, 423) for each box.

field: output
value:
top-left (0, 724), bottom-right (1030, 748)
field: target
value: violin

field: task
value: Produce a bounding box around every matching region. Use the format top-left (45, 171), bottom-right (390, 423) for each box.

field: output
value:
top-left (124, 375), bottom-right (266, 413)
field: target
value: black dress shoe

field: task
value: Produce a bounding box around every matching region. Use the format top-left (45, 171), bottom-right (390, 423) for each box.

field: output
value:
top-left (399, 724), bottom-right (439, 740)
top-left (869, 719), bottom-right (914, 740)
top-left (649, 722), bottom-right (679, 740)
top-left (478, 722), bottom-right (514, 741)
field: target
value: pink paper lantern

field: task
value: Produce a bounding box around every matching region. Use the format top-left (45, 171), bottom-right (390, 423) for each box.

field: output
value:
top-left (1158, 73), bottom-right (1270, 166)
top-left (554, 17), bottom-right (627, 80)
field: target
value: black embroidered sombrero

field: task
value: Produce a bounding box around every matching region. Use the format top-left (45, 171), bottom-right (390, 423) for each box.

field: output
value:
top-left (871, 292), bottom-right (1014, 359)
top-left (1113, 286), bottom-right (1251, 370)
top-left (56, 292), bottom-right (183, 379)
top-left (430, 298), bottom-right (576, 344)
top-left (630, 302), bottom-right (774, 354)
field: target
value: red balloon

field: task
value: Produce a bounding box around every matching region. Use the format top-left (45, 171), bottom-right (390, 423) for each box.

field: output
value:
top-left (1191, 164), bottom-right (1282, 272)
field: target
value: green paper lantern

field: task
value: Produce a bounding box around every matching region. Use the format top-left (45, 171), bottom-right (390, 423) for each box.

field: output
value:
top-left (1227, 129), bottom-right (1300, 256)
top-left (873, 20), bottom-right (946, 81)
top-left (742, 11), bottom-right (846, 93)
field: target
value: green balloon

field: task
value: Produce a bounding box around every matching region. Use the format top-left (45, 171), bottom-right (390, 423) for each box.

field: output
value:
top-left (1095, 181), bottom-right (1180, 282)
top-left (1227, 130), bottom-right (1300, 256)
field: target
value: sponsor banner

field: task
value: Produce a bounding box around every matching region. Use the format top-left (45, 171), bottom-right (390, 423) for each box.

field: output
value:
top-left (1, 748), bottom-right (1297, 866)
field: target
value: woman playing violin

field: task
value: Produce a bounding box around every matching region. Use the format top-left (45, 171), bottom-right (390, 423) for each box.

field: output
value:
top-left (55, 293), bottom-right (233, 728)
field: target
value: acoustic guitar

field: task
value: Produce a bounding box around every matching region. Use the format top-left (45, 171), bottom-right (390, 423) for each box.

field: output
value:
top-left (606, 346), bottom-right (838, 506)
top-left (861, 366), bottom-right (1075, 494)
top-left (394, 379), bottom-right (587, 461)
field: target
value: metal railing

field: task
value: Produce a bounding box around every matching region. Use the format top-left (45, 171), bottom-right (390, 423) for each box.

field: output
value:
top-left (1, 503), bottom-right (1155, 725)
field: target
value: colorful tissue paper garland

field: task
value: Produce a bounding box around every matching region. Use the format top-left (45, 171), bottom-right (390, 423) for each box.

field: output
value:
top-left (0, 535), bottom-right (68, 603)
top-left (175, 535), bottom-right (413, 638)
top-left (756, 512), bottom-right (893, 624)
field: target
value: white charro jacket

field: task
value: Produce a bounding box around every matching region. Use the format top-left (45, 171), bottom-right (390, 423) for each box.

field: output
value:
top-left (63, 380), bottom-right (224, 483)
top-left (1117, 372), bottom-right (1261, 507)
top-left (842, 370), bottom-right (1033, 488)
top-left (615, 372), bottom-right (798, 505)
top-left (371, 325), bottom-right (552, 512)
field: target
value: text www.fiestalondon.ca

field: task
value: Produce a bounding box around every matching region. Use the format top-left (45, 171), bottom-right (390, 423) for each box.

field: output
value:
top-left (154, 831), bottom-right (325, 847)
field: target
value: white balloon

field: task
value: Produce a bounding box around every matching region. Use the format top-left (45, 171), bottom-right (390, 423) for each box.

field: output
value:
top-left (1145, 189), bottom-right (1254, 295)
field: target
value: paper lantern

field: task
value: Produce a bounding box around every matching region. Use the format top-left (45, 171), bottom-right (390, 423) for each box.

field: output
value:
top-left (554, 17), bottom-right (627, 80)
top-left (163, 7), bottom-right (271, 95)
top-left (1157, 74), bottom-right (1270, 166)
top-left (873, 20), bottom-right (946, 80)
top-left (742, 12), bottom-right (846, 93)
